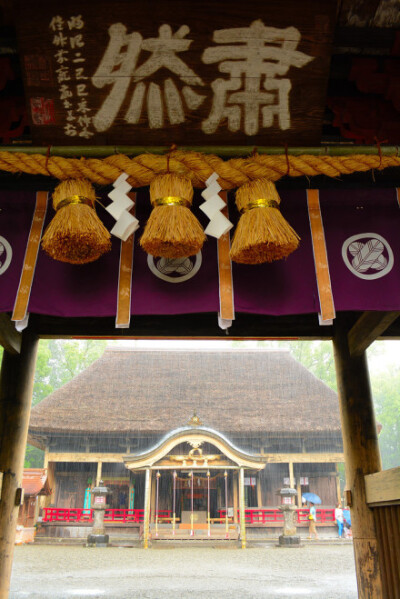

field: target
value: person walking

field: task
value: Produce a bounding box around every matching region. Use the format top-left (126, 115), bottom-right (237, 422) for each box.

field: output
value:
top-left (308, 502), bottom-right (319, 539)
top-left (335, 503), bottom-right (344, 538)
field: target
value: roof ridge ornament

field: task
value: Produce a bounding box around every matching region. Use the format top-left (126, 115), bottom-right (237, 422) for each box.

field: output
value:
top-left (188, 412), bottom-right (202, 427)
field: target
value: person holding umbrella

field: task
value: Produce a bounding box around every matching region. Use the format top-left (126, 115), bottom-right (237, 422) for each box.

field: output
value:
top-left (307, 502), bottom-right (319, 539)
top-left (302, 492), bottom-right (321, 540)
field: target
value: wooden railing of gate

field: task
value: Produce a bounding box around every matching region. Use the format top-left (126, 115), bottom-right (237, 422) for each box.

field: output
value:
top-left (365, 467), bottom-right (400, 599)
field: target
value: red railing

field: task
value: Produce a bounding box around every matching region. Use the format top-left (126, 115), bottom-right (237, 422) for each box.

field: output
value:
top-left (43, 507), bottom-right (335, 525)
top-left (43, 508), bottom-right (93, 523)
top-left (43, 508), bottom-right (150, 523)
top-left (218, 508), bottom-right (336, 524)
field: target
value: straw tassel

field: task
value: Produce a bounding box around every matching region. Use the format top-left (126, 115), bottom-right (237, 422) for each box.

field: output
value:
top-left (230, 178), bottom-right (300, 264)
top-left (41, 178), bottom-right (111, 264)
top-left (140, 173), bottom-right (206, 258)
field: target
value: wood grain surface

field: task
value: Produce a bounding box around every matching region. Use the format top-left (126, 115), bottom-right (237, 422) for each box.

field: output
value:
top-left (15, 0), bottom-right (338, 146)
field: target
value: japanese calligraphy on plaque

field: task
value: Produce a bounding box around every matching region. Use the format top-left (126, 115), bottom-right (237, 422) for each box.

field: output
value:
top-left (15, 0), bottom-right (337, 146)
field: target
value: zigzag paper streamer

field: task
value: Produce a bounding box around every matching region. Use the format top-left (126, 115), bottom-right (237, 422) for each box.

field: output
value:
top-left (107, 172), bottom-right (140, 241)
top-left (200, 172), bottom-right (233, 239)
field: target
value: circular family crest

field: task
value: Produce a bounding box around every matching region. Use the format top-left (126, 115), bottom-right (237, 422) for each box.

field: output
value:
top-left (147, 252), bottom-right (202, 283)
top-left (342, 233), bottom-right (394, 280)
top-left (0, 236), bottom-right (12, 275)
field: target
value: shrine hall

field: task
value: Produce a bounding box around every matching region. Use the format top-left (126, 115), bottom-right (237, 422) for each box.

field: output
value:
top-left (27, 347), bottom-right (345, 545)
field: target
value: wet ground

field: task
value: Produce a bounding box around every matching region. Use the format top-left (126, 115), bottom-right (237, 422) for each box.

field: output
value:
top-left (10, 543), bottom-right (357, 599)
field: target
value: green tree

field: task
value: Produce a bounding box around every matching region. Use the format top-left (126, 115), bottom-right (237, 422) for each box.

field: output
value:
top-left (254, 339), bottom-right (337, 390)
top-left (24, 339), bottom-right (106, 467)
top-left (370, 363), bottom-right (400, 469)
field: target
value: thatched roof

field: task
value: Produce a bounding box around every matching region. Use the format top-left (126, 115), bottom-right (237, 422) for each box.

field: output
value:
top-left (29, 348), bottom-right (341, 437)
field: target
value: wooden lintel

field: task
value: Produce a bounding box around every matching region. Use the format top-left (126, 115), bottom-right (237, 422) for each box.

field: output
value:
top-left (47, 452), bottom-right (124, 463)
top-left (365, 467), bottom-right (400, 506)
top-left (0, 314), bottom-right (21, 355)
top-left (348, 311), bottom-right (400, 357)
top-left (262, 452), bottom-right (345, 464)
top-left (47, 451), bottom-right (345, 465)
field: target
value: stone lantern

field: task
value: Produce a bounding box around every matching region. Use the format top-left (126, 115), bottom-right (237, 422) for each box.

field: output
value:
top-left (87, 480), bottom-right (110, 547)
top-left (277, 487), bottom-right (300, 547)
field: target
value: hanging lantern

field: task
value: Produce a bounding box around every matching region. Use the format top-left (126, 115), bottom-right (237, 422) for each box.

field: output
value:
top-left (140, 173), bottom-right (206, 258)
top-left (41, 178), bottom-right (111, 264)
top-left (230, 178), bottom-right (300, 264)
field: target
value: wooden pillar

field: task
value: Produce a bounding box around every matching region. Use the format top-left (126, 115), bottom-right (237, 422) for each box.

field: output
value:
top-left (296, 478), bottom-right (302, 508)
top-left (333, 321), bottom-right (383, 598)
top-left (0, 332), bottom-right (38, 599)
top-left (150, 470), bottom-right (156, 524)
top-left (41, 461), bottom-right (56, 509)
top-left (96, 461), bottom-right (102, 486)
top-left (335, 463), bottom-right (342, 505)
top-left (233, 471), bottom-right (238, 523)
top-left (239, 467), bottom-right (246, 549)
top-left (256, 474), bottom-right (262, 508)
top-left (143, 468), bottom-right (151, 549)
top-left (288, 461), bottom-right (295, 488)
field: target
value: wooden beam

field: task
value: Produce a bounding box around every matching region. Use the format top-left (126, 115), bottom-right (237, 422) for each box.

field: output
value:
top-left (29, 313), bottom-right (333, 340)
top-left (365, 467), bottom-right (400, 506)
top-left (0, 333), bottom-right (38, 599)
top-left (0, 314), bottom-right (21, 355)
top-left (261, 452), bottom-right (345, 464)
top-left (47, 452), bottom-right (123, 463)
top-left (348, 311), bottom-right (400, 357)
top-left (333, 319), bottom-right (383, 598)
top-left (47, 451), bottom-right (345, 464)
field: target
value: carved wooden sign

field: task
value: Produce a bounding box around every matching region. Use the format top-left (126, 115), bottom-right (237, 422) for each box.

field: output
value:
top-left (15, 0), bottom-right (337, 146)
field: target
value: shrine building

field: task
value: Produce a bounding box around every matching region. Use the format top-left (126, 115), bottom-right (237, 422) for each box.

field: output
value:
top-left (29, 347), bottom-right (344, 542)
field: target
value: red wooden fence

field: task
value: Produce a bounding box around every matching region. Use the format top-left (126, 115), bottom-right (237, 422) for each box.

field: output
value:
top-left (43, 507), bottom-right (335, 525)
top-left (218, 508), bottom-right (336, 524)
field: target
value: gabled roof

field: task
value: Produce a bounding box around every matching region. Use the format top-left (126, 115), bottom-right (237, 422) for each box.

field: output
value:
top-left (124, 426), bottom-right (266, 470)
top-left (29, 348), bottom-right (341, 437)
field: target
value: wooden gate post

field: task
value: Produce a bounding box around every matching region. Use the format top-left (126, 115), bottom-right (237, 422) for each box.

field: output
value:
top-left (239, 467), bottom-right (246, 549)
top-left (0, 332), bottom-right (38, 599)
top-left (143, 467), bottom-right (151, 549)
top-left (333, 321), bottom-right (383, 598)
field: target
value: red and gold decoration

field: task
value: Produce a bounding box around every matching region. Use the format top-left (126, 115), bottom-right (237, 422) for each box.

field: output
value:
top-left (140, 173), bottom-right (206, 258)
top-left (230, 178), bottom-right (300, 264)
top-left (41, 178), bottom-right (111, 264)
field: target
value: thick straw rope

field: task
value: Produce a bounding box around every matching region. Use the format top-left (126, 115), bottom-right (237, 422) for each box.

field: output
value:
top-left (0, 150), bottom-right (399, 189)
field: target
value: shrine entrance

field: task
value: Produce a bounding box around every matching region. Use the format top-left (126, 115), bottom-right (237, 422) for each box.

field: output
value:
top-left (123, 420), bottom-right (266, 546)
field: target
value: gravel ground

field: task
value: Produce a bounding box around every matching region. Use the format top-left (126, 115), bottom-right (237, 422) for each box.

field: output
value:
top-left (10, 543), bottom-right (358, 599)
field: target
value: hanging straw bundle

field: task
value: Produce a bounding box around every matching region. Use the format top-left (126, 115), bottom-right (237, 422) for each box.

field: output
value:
top-left (140, 173), bottom-right (206, 258)
top-left (230, 178), bottom-right (300, 264)
top-left (41, 178), bottom-right (111, 264)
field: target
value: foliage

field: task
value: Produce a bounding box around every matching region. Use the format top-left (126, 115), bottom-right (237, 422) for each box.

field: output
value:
top-left (281, 340), bottom-right (337, 391)
top-left (232, 339), bottom-right (398, 469)
top-left (249, 339), bottom-right (337, 390)
top-left (24, 339), bottom-right (106, 467)
top-left (370, 362), bottom-right (400, 470)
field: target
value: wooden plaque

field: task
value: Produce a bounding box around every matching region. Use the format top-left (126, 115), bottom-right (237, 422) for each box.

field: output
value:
top-left (15, 0), bottom-right (338, 146)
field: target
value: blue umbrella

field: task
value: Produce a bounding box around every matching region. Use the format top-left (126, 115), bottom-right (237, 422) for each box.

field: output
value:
top-left (302, 492), bottom-right (322, 504)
